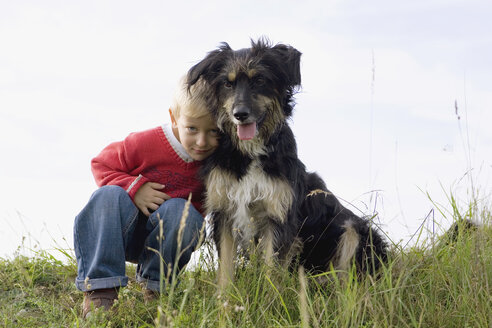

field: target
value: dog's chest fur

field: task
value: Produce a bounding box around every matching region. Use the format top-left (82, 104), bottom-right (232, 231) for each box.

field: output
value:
top-left (205, 159), bottom-right (293, 246)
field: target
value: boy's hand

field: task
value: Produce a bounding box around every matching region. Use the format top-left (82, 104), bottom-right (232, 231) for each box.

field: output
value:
top-left (134, 182), bottom-right (171, 217)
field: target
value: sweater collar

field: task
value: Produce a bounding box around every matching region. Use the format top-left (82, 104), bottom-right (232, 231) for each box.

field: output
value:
top-left (161, 123), bottom-right (195, 163)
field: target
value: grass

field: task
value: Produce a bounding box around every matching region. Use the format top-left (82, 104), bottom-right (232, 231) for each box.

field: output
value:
top-left (1, 197), bottom-right (491, 328)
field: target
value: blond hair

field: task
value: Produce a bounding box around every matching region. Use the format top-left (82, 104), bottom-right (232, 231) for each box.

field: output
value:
top-left (170, 76), bottom-right (211, 119)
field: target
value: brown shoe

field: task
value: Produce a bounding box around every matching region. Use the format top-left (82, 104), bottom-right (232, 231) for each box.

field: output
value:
top-left (82, 288), bottom-right (119, 318)
top-left (143, 288), bottom-right (159, 303)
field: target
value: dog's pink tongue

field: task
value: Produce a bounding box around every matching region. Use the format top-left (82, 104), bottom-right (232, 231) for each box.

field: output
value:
top-left (237, 123), bottom-right (256, 140)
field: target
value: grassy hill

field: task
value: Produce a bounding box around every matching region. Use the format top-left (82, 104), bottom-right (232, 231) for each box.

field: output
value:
top-left (1, 214), bottom-right (490, 327)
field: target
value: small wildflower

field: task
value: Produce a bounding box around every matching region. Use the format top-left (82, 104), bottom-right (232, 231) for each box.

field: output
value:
top-left (234, 305), bottom-right (245, 312)
top-left (16, 309), bottom-right (27, 317)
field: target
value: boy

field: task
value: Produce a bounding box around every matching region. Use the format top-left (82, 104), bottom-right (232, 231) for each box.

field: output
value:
top-left (73, 78), bottom-right (219, 318)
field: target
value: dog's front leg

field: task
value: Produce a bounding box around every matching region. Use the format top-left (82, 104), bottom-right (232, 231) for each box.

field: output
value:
top-left (218, 223), bottom-right (236, 290)
top-left (261, 226), bottom-right (275, 266)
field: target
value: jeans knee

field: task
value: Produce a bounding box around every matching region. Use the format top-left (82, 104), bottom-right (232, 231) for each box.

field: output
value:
top-left (76, 185), bottom-right (135, 230)
top-left (163, 197), bottom-right (187, 212)
top-left (92, 185), bottom-right (126, 200)
top-left (88, 185), bottom-right (132, 211)
top-left (152, 198), bottom-right (204, 238)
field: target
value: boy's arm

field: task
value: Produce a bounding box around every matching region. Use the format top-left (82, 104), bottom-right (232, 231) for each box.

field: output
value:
top-left (91, 129), bottom-right (171, 216)
top-left (91, 133), bottom-right (151, 200)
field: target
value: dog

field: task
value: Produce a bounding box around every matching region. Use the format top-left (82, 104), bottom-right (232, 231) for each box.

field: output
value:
top-left (187, 39), bottom-right (387, 288)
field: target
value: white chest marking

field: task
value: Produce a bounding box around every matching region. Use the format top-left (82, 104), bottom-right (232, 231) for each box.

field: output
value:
top-left (205, 162), bottom-right (294, 245)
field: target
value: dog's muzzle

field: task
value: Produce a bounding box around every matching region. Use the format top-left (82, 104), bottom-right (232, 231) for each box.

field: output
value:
top-left (233, 105), bottom-right (250, 122)
top-left (232, 105), bottom-right (257, 140)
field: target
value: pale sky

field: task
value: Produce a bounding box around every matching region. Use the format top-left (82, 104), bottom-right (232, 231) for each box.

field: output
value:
top-left (1, 0), bottom-right (491, 258)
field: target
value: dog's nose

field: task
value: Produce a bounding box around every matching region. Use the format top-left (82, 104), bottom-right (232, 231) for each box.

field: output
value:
top-left (233, 106), bottom-right (250, 122)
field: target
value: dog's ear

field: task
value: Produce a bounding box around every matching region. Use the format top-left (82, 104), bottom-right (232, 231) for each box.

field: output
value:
top-left (271, 44), bottom-right (302, 87)
top-left (187, 42), bottom-right (232, 87)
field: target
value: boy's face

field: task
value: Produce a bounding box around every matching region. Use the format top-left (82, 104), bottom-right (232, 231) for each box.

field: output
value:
top-left (171, 110), bottom-right (220, 161)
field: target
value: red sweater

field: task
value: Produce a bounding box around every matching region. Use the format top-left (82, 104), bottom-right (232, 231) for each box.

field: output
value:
top-left (91, 126), bottom-right (205, 214)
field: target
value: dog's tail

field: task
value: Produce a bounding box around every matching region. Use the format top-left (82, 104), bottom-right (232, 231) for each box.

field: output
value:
top-left (333, 217), bottom-right (388, 275)
top-left (355, 216), bottom-right (387, 274)
top-left (333, 221), bottom-right (360, 272)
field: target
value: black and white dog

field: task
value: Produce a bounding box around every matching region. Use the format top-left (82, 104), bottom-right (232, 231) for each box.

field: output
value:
top-left (187, 39), bottom-right (387, 288)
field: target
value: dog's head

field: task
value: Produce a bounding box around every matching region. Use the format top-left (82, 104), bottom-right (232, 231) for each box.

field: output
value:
top-left (187, 39), bottom-right (301, 143)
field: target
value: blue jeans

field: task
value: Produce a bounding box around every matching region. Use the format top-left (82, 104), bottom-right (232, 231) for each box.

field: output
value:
top-left (74, 185), bottom-right (205, 292)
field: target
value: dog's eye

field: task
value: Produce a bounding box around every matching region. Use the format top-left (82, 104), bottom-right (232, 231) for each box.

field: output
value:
top-left (224, 81), bottom-right (233, 89)
top-left (254, 77), bottom-right (265, 86)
